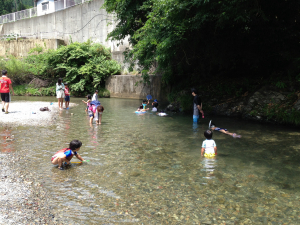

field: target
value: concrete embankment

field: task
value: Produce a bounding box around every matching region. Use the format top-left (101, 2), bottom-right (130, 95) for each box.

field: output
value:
top-left (105, 75), bottom-right (170, 101)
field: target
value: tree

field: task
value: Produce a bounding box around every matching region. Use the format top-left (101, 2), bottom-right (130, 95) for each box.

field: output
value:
top-left (0, 0), bottom-right (14, 15)
top-left (104, 0), bottom-right (300, 87)
top-left (0, 0), bottom-right (33, 15)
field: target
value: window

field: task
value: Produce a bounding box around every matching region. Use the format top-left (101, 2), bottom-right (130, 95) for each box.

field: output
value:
top-left (42, 2), bottom-right (49, 11)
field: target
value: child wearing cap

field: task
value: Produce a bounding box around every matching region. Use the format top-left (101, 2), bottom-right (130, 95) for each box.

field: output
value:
top-left (51, 140), bottom-right (85, 170)
top-left (64, 83), bottom-right (70, 109)
top-left (152, 99), bottom-right (158, 112)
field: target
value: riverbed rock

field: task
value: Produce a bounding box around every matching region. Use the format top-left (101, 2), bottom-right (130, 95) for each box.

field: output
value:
top-left (210, 86), bottom-right (292, 124)
top-left (294, 99), bottom-right (300, 111)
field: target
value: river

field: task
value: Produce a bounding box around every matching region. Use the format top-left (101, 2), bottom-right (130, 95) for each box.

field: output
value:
top-left (1, 96), bottom-right (300, 224)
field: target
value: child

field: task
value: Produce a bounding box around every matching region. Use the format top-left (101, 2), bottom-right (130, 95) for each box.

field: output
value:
top-left (82, 95), bottom-right (92, 114)
top-left (137, 104), bottom-right (149, 112)
top-left (210, 123), bottom-right (241, 138)
top-left (152, 99), bottom-right (158, 112)
top-left (64, 83), bottom-right (70, 109)
top-left (51, 140), bottom-right (84, 170)
top-left (92, 90), bottom-right (99, 101)
top-left (94, 105), bottom-right (104, 124)
top-left (201, 130), bottom-right (217, 157)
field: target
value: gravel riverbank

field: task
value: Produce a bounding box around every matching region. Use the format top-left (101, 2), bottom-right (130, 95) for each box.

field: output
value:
top-left (0, 101), bottom-right (77, 224)
top-left (0, 101), bottom-right (76, 127)
top-left (0, 151), bottom-right (59, 224)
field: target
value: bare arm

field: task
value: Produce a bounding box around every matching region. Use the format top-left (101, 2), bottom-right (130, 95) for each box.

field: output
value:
top-left (75, 153), bottom-right (84, 161)
top-left (214, 146), bottom-right (217, 155)
top-left (197, 103), bottom-right (203, 112)
top-left (201, 147), bottom-right (205, 156)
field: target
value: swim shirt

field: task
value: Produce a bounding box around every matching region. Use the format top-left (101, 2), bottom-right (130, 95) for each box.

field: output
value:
top-left (0, 76), bottom-right (12, 93)
top-left (64, 87), bottom-right (70, 96)
top-left (202, 139), bottom-right (216, 154)
top-left (92, 93), bottom-right (98, 101)
top-left (215, 127), bottom-right (228, 131)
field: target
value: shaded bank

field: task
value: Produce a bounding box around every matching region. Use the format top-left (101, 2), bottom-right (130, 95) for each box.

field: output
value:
top-left (166, 82), bottom-right (300, 126)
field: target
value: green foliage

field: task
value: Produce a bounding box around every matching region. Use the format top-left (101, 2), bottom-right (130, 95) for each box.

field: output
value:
top-left (275, 81), bottom-right (286, 89)
top-left (14, 85), bottom-right (56, 96)
top-left (104, 0), bottom-right (300, 88)
top-left (98, 87), bottom-right (110, 98)
top-left (13, 85), bottom-right (27, 95)
top-left (262, 104), bottom-right (300, 126)
top-left (0, 56), bottom-right (31, 84)
top-left (40, 86), bottom-right (56, 96)
top-left (0, 0), bottom-right (33, 15)
top-left (25, 40), bottom-right (120, 96)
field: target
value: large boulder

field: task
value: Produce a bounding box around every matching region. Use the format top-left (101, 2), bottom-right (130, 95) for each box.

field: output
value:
top-left (28, 78), bottom-right (50, 88)
top-left (294, 99), bottom-right (300, 111)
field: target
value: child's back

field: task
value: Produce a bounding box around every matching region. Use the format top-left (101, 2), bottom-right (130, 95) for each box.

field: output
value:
top-left (201, 130), bottom-right (217, 157)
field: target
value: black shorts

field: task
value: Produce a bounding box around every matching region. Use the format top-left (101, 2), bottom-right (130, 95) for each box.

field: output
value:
top-left (1, 93), bottom-right (10, 102)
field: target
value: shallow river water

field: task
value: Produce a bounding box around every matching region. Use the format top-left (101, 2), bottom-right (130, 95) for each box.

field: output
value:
top-left (1, 97), bottom-right (300, 224)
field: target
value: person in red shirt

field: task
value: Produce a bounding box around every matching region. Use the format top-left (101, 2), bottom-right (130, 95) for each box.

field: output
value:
top-left (64, 83), bottom-right (70, 109)
top-left (0, 70), bottom-right (15, 114)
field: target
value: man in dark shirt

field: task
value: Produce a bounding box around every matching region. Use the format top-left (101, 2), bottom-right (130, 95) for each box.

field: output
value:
top-left (191, 88), bottom-right (203, 123)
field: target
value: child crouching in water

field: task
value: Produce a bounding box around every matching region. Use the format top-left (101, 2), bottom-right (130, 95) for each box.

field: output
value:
top-left (94, 105), bottom-right (104, 124)
top-left (51, 140), bottom-right (85, 170)
top-left (201, 130), bottom-right (217, 157)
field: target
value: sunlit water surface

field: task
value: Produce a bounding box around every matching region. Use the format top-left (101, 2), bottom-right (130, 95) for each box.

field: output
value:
top-left (1, 96), bottom-right (300, 224)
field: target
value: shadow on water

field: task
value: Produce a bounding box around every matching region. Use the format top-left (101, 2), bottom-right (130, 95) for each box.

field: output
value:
top-left (1, 96), bottom-right (300, 224)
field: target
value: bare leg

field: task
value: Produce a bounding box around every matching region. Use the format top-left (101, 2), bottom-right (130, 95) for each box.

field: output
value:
top-left (60, 98), bottom-right (64, 109)
top-left (5, 102), bottom-right (9, 112)
top-left (2, 101), bottom-right (5, 110)
top-left (99, 114), bottom-right (102, 124)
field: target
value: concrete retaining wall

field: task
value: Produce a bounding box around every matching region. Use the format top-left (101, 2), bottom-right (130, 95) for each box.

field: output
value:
top-left (0, 0), bottom-right (129, 57)
top-left (0, 39), bottom-right (64, 57)
top-left (105, 75), bottom-right (169, 101)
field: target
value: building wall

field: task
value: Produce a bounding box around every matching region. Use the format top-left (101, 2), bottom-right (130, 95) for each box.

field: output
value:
top-left (105, 75), bottom-right (169, 101)
top-left (0, 0), bottom-right (129, 54)
top-left (0, 39), bottom-right (63, 57)
top-left (37, 0), bottom-right (56, 16)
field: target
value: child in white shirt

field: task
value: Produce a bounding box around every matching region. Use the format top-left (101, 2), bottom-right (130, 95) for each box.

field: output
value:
top-left (201, 130), bottom-right (217, 157)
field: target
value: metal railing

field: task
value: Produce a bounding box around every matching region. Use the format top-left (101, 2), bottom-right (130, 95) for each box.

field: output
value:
top-left (0, 0), bottom-right (91, 24)
top-left (0, 8), bottom-right (37, 24)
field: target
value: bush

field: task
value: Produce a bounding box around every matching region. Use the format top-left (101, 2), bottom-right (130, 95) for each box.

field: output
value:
top-left (0, 56), bottom-right (31, 84)
top-left (25, 40), bottom-right (121, 96)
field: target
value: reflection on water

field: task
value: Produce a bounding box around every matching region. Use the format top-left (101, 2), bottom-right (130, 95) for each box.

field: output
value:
top-left (201, 157), bottom-right (217, 182)
top-left (1, 96), bottom-right (300, 224)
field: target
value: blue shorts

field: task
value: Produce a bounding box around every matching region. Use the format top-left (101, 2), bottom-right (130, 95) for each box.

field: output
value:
top-left (88, 110), bottom-right (94, 118)
top-left (65, 95), bottom-right (70, 101)
top-left (193, 115), bottom-right (199, 123)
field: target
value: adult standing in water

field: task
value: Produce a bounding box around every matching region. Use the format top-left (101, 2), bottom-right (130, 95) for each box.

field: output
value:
top-left (56, 78), bottom-right (65, 110)
top-left (0, 70), bottom-right (15, 114)
top-left (92, 90), bottom-right (99, 101)
top-left (191, 88), bottom-right (203, 123)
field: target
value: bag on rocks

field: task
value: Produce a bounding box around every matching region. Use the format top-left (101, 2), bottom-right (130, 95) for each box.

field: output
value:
top-left (40, 107), bottom-right (50, 111)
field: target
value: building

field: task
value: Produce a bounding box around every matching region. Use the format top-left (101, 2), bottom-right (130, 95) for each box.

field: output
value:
top-left (35, 0), bottom-right (83, 16)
